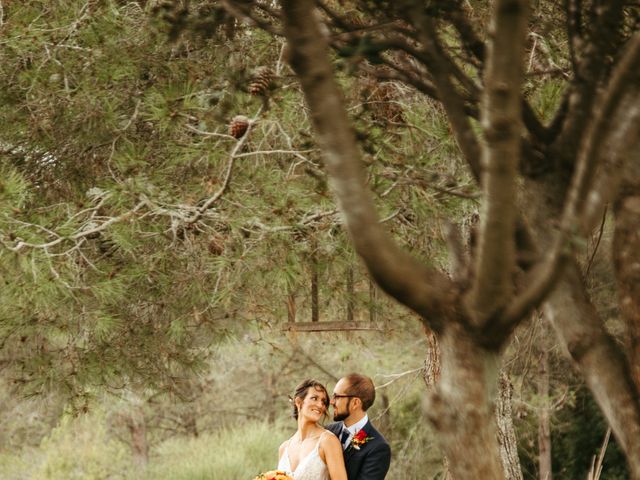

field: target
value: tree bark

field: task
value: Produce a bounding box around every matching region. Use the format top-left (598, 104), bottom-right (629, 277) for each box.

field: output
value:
top-left (311, 240), bottom-right (319, 322)
top-left (544, 261), bottom-right (640, 477)
top-left (125, 409), bottom-right (149, 467)
top-left (613, 140), bottom-right (640, 393)
top-left (497, 372), bottom-right (524, 480)
top-left (346, 265), bottom-right (354, 322)
top-left (471, 0), bottom-right (528, 324)
top-left (537, 346), bottom-right (552, 480)
top-left (614, 195), bottom-right (640, 392)
top-left (423, 328), bottom-right (441, 388)
top-left (368, 278), bottom-right (378, 323)
top-left (426, 324), bottom-right (503, 479)
top-left (424, 334), bottom-right (522, 479)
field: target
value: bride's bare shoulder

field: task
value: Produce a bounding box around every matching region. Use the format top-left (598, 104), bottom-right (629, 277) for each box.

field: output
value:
top-left (278, 438), bottom-right (292, 458)
top-left (318, 430), bottom-right (343, 467)
top-left (319, 430), bottom-right (340, 448)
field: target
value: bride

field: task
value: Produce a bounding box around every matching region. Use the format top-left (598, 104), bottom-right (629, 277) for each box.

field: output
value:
top-left (277, 379), bottom-right (347, 480)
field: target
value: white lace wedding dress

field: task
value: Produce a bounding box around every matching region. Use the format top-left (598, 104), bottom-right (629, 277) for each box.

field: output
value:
top-left (277, 439), bottom-right (329, 480)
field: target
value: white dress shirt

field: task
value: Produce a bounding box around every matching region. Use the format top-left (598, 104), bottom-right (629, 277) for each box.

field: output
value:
top-left (341, 414), bottom-right (369, 449)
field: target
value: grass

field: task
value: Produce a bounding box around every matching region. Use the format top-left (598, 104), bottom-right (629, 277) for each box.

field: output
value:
top-left (0, 413), bottom-right (290, 480)
top-left (141, 421), bottom-right (288, 480)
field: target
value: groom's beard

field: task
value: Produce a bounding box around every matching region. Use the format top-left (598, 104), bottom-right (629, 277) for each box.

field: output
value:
top-left (333, 406), bottom-right (350, 422)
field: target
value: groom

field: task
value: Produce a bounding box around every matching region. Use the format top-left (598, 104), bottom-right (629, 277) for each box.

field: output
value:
top-left (326, 373), bottom-right (391, 480)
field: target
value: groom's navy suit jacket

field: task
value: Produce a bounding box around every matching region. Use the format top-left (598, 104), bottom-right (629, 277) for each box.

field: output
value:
top-left (326, 421), bottom-right (391, 480)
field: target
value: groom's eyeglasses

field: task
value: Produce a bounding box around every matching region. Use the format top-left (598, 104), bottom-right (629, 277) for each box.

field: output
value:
top-left (331, 394), bottom-right (357, 400)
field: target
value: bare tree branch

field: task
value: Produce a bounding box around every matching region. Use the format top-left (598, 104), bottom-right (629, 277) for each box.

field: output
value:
top-left (220, 0), bottom-right (282, 36)
top-left (469, 0), bottom-right (529, 324)
top-left (552, 0), bottom-right (627, 166)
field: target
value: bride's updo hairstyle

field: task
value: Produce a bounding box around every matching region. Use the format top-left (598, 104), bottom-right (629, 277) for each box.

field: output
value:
top-left (291, 379), bottom-right (329, 420)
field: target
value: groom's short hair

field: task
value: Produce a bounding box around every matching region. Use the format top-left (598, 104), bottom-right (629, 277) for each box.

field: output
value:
top-left (344, 373), bottom-right (375, 411)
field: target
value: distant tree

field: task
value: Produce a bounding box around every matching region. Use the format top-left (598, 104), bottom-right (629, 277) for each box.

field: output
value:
top-left (213, 0), bottom-right (640, 478)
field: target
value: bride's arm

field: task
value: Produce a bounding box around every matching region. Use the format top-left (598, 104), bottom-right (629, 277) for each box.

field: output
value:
top-left (319, 433), bottom-right (348, 480)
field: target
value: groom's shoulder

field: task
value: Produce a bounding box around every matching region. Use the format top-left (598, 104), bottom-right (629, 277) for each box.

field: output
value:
top-left (325, 422), bottom-right (342, 434)
top-left (365, 422), bottom-right (390, 447)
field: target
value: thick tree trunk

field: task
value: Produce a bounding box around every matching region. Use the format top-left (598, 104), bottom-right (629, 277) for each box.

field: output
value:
top-left (368, 278), bottom-right (378, 323)
top-left (346, 265), bottom-right (354, 322)
top-left (125, 409), bottom-right (149, 467)
top-left (424, 333), bottom-right (522, 480)
top-left (544, 261), bottom-right (640, 477)
top-left (311, 243), bottom-right (319, 322)
top-left (613, 184), bottom-right (640, 393)
top-left (287, 291), bottom-right (296, 322)
top-left (537, 346), bottom-right (552, 480)
top-left (497, 372), bottom-right (524, 480)
top-left (425, 324), bottom-right (503, 479)
top-left (181, 411), bottom-right (198, 437)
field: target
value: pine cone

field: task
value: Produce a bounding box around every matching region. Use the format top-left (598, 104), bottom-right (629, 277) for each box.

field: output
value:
top-left (207, 235), bottom-right (225, 255)
top-left (229, 115), bottom-right (249, 139)
top-left (363, 81), bottom-right (404, 123)
top-left (346, 12), bottom-right (367, 29)
top-left (249, 66), bottom-right (274, 96)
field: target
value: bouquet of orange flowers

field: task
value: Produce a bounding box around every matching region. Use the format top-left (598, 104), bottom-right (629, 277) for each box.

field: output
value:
top-left (253, 470), bottom-right (293, 480)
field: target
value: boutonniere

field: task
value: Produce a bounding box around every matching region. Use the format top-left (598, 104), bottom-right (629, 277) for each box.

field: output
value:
top-left (351, 430), bottom-right (374, 450)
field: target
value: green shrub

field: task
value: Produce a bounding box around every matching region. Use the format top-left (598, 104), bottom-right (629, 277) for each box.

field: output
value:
top-left (33, 410), bottom-right (131, 480)
top-left (0, 450), bottom-right (33, 480)
top-left (385, 390), bottom-right (443, 480)
top-left (142, 420), bottom-right (288, 480)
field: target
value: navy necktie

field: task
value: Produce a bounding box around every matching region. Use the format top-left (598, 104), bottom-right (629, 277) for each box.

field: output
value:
top-left (339, 427), bottom-right (350, 448)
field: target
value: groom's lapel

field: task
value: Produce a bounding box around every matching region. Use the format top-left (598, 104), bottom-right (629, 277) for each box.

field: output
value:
top-left (344, 442), bottom-right (358, 459)
top-left (344, 421), bottom-right (374, 459)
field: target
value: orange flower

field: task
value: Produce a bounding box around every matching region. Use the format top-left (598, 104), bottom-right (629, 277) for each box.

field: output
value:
top-left (254, 470), bottom-right (294, 480)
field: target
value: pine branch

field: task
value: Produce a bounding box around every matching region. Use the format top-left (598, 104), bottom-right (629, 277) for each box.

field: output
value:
top-left (185, 112), bottom-right (260, 226)
top-left (408, 8), bottom-right (482, 180)
top-left (1, 201), bottom-right (146, 253)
